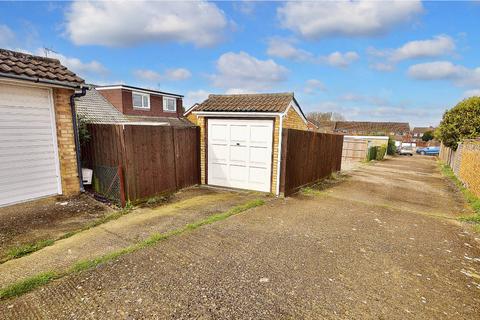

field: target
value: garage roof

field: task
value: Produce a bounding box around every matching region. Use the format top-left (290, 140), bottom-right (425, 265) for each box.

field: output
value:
top-left (0, 49), bottom-right (84, 87)
top-left (191, 92), bottom-right (295, 113)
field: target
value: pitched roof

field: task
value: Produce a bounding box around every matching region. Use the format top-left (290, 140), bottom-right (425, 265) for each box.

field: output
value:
top-left (412, 126), bottom-right (435, 134)
top-left (191, 92), bottom-right (294, 113)
top-left (0, 48), bottom-right (84, 87)
top-left (76, 89), bottom-right (194, 127)
top-left (334, 121), bottom-right (410, 134)
top-left (76, 88), bottom-right (129, 124)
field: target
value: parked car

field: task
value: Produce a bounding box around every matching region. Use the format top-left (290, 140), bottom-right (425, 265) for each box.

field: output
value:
top-left (416, 146), bottom-right (440, 156)
top-left (399, 145), bottom-right (413, 156)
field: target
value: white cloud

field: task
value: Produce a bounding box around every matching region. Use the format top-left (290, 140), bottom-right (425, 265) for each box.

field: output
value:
top-left (370, 62), bottom-right (395, 72)
top-left (36, 49), bottom-right (108, 77)
top-left (266, 38), bottom-right (359, 67)
top-left (320, 51), bottom-right (359, 68)
top-left (463, 89), bottom-right (480, 98)
top-left (369, 35), bottom-right (455, 62)
top-left (165, 68), bottom-right (191, 81)
top-left (134, 68), bottom-right (192, 82)
top-left (65, 0), bottom-right (228, 47)
top-left (233, 1), bottom-right (256, 15)
top-left (211, 51), bottom-right (288, 91)
top-left (407, 61), bottom-right (480, 87)
top-left (0, 25), bottom-right (15, 47)
top-left (266, 37), bottom-right (313, 62)
top-left (184, 89), bottom-right (210, 109)
top-left (278, 1), bottom-right (422, 40)
top-left (304, 79), bottom-right (326, 94)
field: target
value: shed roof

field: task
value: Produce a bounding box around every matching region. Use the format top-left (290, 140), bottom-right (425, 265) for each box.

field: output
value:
top-left (191, 92), bottom-right (295, 113)
top-left (0, 49), bottom-right (84, 87)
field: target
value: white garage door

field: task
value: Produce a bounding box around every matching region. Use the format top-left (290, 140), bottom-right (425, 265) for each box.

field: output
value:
top-left (0, 83), bottom-right (62, 207)
top-left (208, 119), bottom-right (273, 192)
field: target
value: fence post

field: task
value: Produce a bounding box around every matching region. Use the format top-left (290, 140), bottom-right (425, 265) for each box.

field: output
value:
top-left (118, 165), bottom-right (126, 208)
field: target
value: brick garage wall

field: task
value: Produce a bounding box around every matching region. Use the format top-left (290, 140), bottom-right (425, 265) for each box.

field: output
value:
top-left (458, 140), bottom-right (480, 197)
top-left (271, 116), bottom-right (281, 193)
top-left (283, 106), bottom-right (308, 130)
top-left (53, 88), bottom-right (80, 196)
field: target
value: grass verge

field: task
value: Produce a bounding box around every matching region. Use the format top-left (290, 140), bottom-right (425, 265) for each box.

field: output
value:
top-left (438, 161), bottom-right (480, 227)
top-left (1, 204), bottom-right (134, 263)
top-left (0, 198), bottom-right (265, 300)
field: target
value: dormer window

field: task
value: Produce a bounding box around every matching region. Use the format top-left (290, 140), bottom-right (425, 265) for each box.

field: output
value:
top-left (132, 92), bottom-right (150, 110)
top-left (163, 97), bottom-right (176, 112)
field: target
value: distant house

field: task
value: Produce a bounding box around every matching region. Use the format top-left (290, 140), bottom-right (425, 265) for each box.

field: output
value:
top-left (333, 121), bottom-right (410, 137)
top-left (0, 48), bottom-right (86, 207)
top-left (412, 126), bottom-right (435, 138)
top-left (94, 84), bottom-right (187, 123)
top-left (76, 88), bottom-right (193, 127)
top-left (185, 92), bottom-right (308, 194)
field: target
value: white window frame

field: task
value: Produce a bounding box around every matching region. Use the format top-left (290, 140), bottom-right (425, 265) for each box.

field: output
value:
top-left (163, 96), bottom-right (177, 112)
top-left (132, 91), bottom-right (150, 110)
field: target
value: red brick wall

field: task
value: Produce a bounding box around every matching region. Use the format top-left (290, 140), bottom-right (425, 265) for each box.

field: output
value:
top-left (99, 88), bottom-right (183, 117)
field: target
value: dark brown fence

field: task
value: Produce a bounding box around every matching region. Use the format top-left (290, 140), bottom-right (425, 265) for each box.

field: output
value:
top-left (280, 129), bottom-right (343, 196)
top-left (83, 124), bottom-right (200, 205)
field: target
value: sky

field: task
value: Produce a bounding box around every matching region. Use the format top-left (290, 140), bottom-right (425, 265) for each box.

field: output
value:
top-left (1, 1), bottom-right (479, 127)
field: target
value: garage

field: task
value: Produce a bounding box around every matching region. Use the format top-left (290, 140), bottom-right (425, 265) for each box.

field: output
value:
top-left (185, 92), bottom-right (309, 195)
top-left (0, 83), bottom-right (61, 206)
top-left (208, 119), bottom-right (273, 192)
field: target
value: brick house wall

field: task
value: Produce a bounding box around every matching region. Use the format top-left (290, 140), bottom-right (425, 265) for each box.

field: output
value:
top-left (52, 88), bottom-right (80, 196)
top-left (99, 88), bottom-right (183, 117)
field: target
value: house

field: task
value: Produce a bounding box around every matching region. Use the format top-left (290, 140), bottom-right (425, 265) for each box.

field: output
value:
top-left (185, 92), bottom-right (308, 195)
top-left (0, 48), bottom-right (85, 207)
top-left (412, 126), bottom-right (435, 138)
top-left (76, 88), bottom-right (193, 127)
top-left (95, 84), bottom-right (185, 121)
top-left (333, 121), bottom-right (410, 136)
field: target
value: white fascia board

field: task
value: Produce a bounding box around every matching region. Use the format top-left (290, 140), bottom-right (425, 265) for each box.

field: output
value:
top-left (0, 78), bottom-right (75, 90)
top-left (96, 86), bottom-right (181, 99)
top-left (192, 111), bottom-right (282, 117)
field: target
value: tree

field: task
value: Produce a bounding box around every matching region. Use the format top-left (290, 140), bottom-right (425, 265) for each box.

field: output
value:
top-left (307, 111), bottom-right (345, 123)
top-left (421, 130), bottom-right (434, 142)
top-left (437, 96), bottom-right (480, 150)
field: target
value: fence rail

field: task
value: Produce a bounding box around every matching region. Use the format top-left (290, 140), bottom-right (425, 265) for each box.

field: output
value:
top-left (83, 124), bottom-right (200, 205)
top-left (280, 129), bottom-right (343, 196)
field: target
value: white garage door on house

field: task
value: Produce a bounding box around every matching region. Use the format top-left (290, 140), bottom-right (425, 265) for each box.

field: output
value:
top-left (0, 83), bottom-right (61, 207)
top-left (207, 118), bottom-right (273, 192)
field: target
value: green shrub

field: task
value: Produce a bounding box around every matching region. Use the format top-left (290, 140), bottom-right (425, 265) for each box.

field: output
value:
top-left (387, 137), bottom-right (396, 155)
top-left (376, 145), bottom-right (387, 161)
top-left (367, 146), bottom-right (378, 161)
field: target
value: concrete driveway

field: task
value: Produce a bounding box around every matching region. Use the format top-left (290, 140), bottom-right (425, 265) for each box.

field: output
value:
top-left (2, 156), bottom-right (480, 319)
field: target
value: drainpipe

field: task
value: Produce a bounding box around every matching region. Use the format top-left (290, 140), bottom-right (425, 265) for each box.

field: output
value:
top-left (70, 86), bottom-right (88, 192)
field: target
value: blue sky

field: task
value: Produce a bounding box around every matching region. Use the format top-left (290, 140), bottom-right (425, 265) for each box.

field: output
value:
top-left (1, 1), bottom-right (479, 127)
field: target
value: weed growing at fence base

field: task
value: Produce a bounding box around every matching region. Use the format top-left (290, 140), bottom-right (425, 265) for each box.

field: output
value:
top-left (300, 172), bottom-right (348, 196)
top-left (0, 199), bottom-right (265, 300)
top-left (439, 161), bottom-right (480, 228)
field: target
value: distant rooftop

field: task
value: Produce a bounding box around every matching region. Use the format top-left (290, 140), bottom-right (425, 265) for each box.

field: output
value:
top-left (334, 121), bottom-right (410, 133)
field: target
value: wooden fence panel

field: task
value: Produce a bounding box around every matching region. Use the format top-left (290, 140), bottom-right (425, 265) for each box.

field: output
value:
top-left (280, 129), bottom-right (343, 196)
top-left (83, 124), bottom-right (200, 204)
top-left (174, 127), bottom-right (200, 189)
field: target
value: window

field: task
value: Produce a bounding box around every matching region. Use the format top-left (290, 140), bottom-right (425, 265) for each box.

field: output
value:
top-left (132, 92), bottom-right (150, 109)
top-left (163, 97), bottom-right (177, 112)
